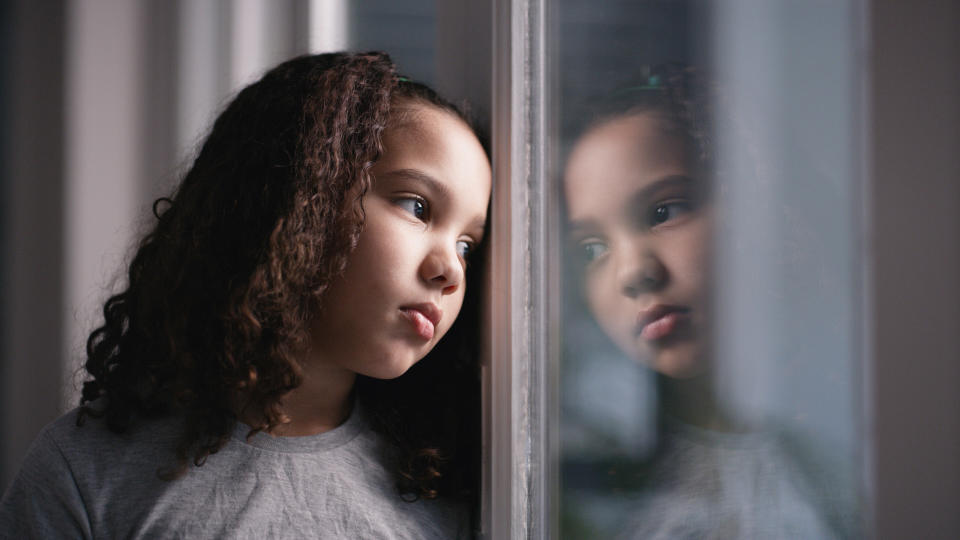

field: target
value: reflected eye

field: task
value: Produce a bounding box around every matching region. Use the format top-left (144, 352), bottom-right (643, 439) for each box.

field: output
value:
top-left (456, 240), bottom-right (474, 260)
top-left (396, 196), bottom-right (429, 221)
top-left (579, 240), bottom-right (608, 263)
top-left (649, 200), bottom-right (691, 227)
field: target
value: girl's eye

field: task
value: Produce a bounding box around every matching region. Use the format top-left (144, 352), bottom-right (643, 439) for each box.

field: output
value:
top-left (579, 240), bottom-right (608, 263)
top-left (648, 200), bottom-right (691, 227)
top-left (456, 240), bottom-right (473, 259)
top-left (396, 196), bottom-right (429, 221)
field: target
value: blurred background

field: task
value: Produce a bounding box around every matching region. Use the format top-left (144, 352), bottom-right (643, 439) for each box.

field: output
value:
top-left (2, 0), bottom-right (958, 538)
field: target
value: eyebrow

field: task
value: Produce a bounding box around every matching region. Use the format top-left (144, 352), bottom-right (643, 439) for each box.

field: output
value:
top-left (567, 218), bottom-right (599, 238)
top-left (567, 174), bottom-right (696, 234)
top-left (381, 168), bottom-right (488, 236)
top-left (380, 168), bottom-right (452, 202)
top-left (629, 174), bottom-right (696, 207)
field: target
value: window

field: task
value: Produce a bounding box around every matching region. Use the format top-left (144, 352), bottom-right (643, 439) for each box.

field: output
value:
top-left (4, 1), bottom-right (959, 536)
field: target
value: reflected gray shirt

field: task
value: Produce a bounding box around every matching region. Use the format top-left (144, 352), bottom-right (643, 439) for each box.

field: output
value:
top-left (0, 406), bottom-right (467, 539)
top-left (615, 420), bottom-right (854, 540)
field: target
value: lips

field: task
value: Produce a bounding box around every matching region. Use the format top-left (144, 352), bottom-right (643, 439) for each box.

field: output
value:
top-left (400, 303), bottom-right (443, 341)
top-left (636, 305), bottom-right (689, 341)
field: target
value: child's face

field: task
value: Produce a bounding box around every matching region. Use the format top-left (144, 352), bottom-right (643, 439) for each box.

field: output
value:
top-left (564, 112), bottom-right (711, 379)
top-left (312, 104), bottom-right (491, 379)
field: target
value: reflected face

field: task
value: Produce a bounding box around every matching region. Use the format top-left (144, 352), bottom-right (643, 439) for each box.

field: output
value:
top-left (311, 103), bottom-right (491, 379)
top-left (564, 112), bottom-right (710, 378)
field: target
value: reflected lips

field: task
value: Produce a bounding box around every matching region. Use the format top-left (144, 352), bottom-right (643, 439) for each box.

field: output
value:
top-left (637, 305), bottom-right (689, 341)
top-left (400, 303), bottom-right (442, 341)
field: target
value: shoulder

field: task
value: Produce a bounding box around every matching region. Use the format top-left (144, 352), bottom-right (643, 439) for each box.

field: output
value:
top-left (7, 406), bottom-right (182, 486)
top-left (772, 428), bottom-right (860, 537)
top-left (0, 409), bottom-right (109, 538)
top-left (1, 407), bottom-right (199, 537)
top-left (5, 408), bottom-right (130, 486)
top-left (10, 410), bottom-right (179, 493)
top-left (37, 407), bottom-right (182, 475)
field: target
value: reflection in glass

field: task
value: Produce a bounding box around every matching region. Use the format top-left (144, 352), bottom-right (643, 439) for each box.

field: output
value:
top-left (555, 3), bottom-right (861, 537)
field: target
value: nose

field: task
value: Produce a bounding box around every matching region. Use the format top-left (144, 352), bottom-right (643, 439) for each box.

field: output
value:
top-left (616, 240), bottom-right (666, 298)
top-left (419, 241), bottom-right (464, 295)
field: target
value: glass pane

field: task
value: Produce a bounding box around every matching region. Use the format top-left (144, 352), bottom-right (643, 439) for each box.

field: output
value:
top-left (554, 1), bottom-right (863, 537)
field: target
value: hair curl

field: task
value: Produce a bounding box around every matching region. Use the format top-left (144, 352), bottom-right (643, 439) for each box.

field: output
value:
top-left (78, 51), bottom-right (483, 502)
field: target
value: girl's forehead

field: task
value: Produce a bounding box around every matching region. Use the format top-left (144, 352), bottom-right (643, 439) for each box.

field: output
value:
top-left (564, 113), bottom-right (693, 224)
top-left (567, 114), bottom-right (687, 183)
top-left (391, 100), bottom-right (477, 143)
top-left (389, 99), bottom-right (454, 127)
top-left (375, 104), bottom-right (490, 193)
top-left (581, 112), bottom-right (674, 150)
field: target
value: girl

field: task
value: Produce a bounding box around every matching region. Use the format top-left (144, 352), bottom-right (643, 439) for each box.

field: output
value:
top-left (563, 65), bottom-right (852, 538)
top-left (0, 52), bottom-right (490, 538)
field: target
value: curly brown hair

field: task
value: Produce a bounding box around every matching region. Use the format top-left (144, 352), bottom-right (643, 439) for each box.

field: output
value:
top-left (78, 51), bottom-right (483, 502)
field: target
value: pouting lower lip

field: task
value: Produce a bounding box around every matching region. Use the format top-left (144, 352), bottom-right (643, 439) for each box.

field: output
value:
top-left (636, 306), bottom-right (689, 341)
top-left (401, 308), bottom-right (436, 340)
top-left (401, 303), bottom-right (442, 327)
top-left (399, 303), bottom-right (443, 341)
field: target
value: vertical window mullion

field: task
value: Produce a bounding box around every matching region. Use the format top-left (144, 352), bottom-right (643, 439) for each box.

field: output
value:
top-left (485, 0), bottom-right (551, 537)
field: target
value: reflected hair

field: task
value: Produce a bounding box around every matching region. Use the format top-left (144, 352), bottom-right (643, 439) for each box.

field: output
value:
top-left (78, 51), bottom-right (483, 502)
top-left (587, 62), bottom-right (712, 168)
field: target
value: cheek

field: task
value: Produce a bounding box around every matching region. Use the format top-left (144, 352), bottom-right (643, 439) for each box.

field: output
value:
top-left (346, 220), bottom-right (406, 281)
top-left (446, 287), bottom-right (467, 325)
top-left (665, 221), bottom-right (711, 294)
top-left (583, 273), bottom-right (609, 318)
top-left (583, 269), bottom-right (628, 335)
top-left (430, 287), bottom-right (466, 345)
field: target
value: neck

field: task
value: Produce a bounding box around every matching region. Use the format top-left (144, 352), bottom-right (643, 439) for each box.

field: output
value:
top-left (278, 359), bottom-right (357, 436)
top-left (658, 371), bottom-right (738, 432)
top-left (244, 348), bottom-right (358, 437)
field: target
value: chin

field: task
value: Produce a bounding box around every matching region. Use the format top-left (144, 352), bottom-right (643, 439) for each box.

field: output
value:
top-left (657, 363), bottom-right (705, 379)
top-left (359, 355), bottom-right (421, 380)
top-left (651, 347), bottom-right (708, 379)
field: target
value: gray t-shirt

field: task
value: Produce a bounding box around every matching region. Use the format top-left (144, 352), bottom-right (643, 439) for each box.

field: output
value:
top-left (0, 405), bottom-right (468, 539)
top-left (615, 420), bottom-right (854, 539)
